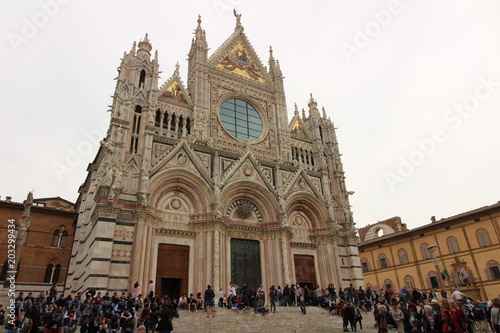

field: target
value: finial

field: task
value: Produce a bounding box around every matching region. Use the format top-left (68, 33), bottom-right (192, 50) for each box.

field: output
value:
top-left (269, 46), bottom-right (274, 59)
top-left (322, 106), bottom-right (327, 119)
top-left (174, 62), bottom-right (180, 76)
top-left (294, 103), bottom-right (299, 115)
top-left (154, 50), bottom-right (158, 62)
top-left (302, 108), bottom-right (306, 120)
top-left (197, 14), bottom-right (202, 28)
top-left (131, 41), bottom-right (137, 55)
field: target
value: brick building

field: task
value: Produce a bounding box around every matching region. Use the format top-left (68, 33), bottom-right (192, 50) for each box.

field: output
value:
top-left (0, 193), bottom-right (77, 294)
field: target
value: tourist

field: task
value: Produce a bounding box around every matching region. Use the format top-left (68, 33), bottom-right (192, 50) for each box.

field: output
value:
top-left (298, 289), bottom-right (306, 315)
top-left (441, 299), bottom-right (464, 333)
top-left (489, 297), bottom-right (500, 333)
top-left (422, 304), bottom-right (441, 333)
top-left (389, 301), bottom-right (404, 333)
top-left (375, 304), bottom-right (398, 333)
top-left (404, 303), bottom-right (423, 332)
top-left (131, 282), bottom-right (142, 299)
top-left (178, 294), bottom-right (187, 310)
top-left (269, 286), bottom-right (277, 313)
top-left (204, 285), bottom-right (216, 318)
top-left (353, 304), bottom-right (363, 332)
top-left (156, 308), bottom-right (173, 333)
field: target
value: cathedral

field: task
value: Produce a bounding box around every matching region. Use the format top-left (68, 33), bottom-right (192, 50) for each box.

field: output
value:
top-left (65, 15), bottom-right (362, 298)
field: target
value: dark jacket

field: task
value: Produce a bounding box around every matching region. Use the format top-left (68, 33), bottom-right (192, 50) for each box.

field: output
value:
top-left (155, 317), bottom-right (173, 333)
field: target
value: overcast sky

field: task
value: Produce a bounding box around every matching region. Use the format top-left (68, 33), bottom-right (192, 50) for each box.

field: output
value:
top-left (1, 0), bottom-right (499, 230)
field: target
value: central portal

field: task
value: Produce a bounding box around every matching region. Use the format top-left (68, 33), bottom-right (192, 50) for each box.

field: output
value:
top-left (156, 244), bottom-right (189, 300)
top-left (230, 239), bottom-right (261, 289)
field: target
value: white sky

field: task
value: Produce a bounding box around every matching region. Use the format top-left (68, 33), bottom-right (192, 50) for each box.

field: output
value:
top-left (1, 0), bottom-right (499, 230)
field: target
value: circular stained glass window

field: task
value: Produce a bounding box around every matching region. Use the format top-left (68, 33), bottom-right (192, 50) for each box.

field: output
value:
top-left (220, 98), bottom-right (263, 141)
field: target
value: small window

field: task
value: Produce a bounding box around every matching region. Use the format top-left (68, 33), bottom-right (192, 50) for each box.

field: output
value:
top-left (361, 258), bottom-right (369, 272)
top-left (477, 229), bottom-right (491, 247)
top-left (429, 271), bottom-right (440, 288)
top-left (44, 264), bottom-right (53, 283)
top-left (0, 261), bottom-right (8, 282)
top-left (447, 237), bottom-right (460, 254)
top-left (398, 249), bottom-right (408, 264)
top-left (379, 254), bottom-right (389, 269)
top-left (139, 70), bottom-right (146, 87)
top-left (51, 230), bottom-right (60, 247)
top-left (51, 228), bottom-right (67, 248)
top-left (487, 261), bottom-right (500, 280)
top-left (404, 275), bottom-right (415, 290)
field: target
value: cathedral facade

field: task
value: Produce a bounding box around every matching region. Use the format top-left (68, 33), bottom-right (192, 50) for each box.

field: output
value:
top-left (65, 16), bottom-right (362, 298)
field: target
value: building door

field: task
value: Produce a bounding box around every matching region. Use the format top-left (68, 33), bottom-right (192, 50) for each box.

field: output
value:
top-left (156, 244), bottom-right (189, 299)
top-left (231, 239), bottom-right (261, 289)
top-left (294, 254), bottom-right (317, 288)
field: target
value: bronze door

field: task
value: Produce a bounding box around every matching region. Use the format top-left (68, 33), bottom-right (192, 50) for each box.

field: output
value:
top-left (294, 254), bottom-right (317, 288)
top-left (231, 239), bottom-right (261, 289)
top-left (156, 244), bottom-right (189, 299)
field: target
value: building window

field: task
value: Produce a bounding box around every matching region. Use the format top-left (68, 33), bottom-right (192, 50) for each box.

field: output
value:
top-left (51, 228), bottom-right (68, 248)
top-left (44, 264), bottom-right (61, 283)
top-left (139, 70), bottom-right (146, 87)
top-left (398, 249), bottom-right (409, 264)
top-left (220, 98), bottom-right (263, 141)
top-left (0, 261), bottom-right (8, 281)
top-left (428, 271), bottom-right (440, 288)
top-left (477, 229), bottom-right (491, 247)
top-left (421, 243), bottom-right (431, 259)
top-left (487, 260), bottom-right (500, 280)
top-left (404, 275), bottom-right (415, 290)
top-left (361, 258), bottom-right (369, 272)
top-left (379, 254), bottom-right (389, 269)
top-left (447, 237), bottom-right (460, 254)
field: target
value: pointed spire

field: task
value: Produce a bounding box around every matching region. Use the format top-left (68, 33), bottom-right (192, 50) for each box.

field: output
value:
top-left (268, 46), bottom-right (276, 71)
top-left (294, 103), bottom-right (299, 116)
top-left (308, 93), bottom-right (319, 116)
top-left (130, 41), bottom-right (137, 56)
top-left (302, 108), bottom-right (306, 120)
top-left (154, 50), bottom-right (158, 63)
top-left (137, 33), bottom-right (152, 59)
top-left (322, 106), bottom-right (327, 119)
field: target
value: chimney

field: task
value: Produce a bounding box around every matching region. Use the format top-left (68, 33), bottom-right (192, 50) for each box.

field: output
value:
top-left (431, 216), bottom-right (436, 223)
top-left (5, 196), bottom-right (12, 202)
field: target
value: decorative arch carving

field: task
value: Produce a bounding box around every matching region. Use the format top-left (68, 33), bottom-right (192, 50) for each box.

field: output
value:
top-left (286, 192), bottom-right (328, 230)
top-left (222, 180), bottom-right (279, 222)
top-left (149, 168), bottom-right (212, 214)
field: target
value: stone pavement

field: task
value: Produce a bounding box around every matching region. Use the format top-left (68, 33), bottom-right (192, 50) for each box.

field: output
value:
top-left (172, 305), bottom-right (379, 333)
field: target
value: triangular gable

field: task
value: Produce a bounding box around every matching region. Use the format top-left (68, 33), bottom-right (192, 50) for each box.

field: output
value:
top-left (158, 66), bottom-right (192, 106)
top-left (289, 114), bottom-right (312, 141)
top-left (208, 29), bottom-right (274, 88)
top-left (150, 141), bottom-right (213, 188)
top-left (284, 169), bottom-right (327, 206)
top-left (221, 152), bottom-right (278, 198)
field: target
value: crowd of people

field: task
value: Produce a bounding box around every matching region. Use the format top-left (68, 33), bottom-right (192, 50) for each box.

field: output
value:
top-left (1, 281), bottom-right (499, 333)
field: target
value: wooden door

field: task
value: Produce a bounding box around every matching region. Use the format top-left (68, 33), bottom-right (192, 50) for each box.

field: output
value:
top-left (156, 244), bottom-right (189, 298)
top-left (294, 254), bottom-right (317, 287)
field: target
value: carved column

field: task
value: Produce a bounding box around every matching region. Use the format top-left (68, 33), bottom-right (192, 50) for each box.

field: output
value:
top-left (130, 222), bottom-right (144, 290)
top-left (213, 229), bottom-right (220, 293)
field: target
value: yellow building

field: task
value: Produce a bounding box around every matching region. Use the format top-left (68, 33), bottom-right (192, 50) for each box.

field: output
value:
top-left (358, 201), bottom-right (500, 301)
